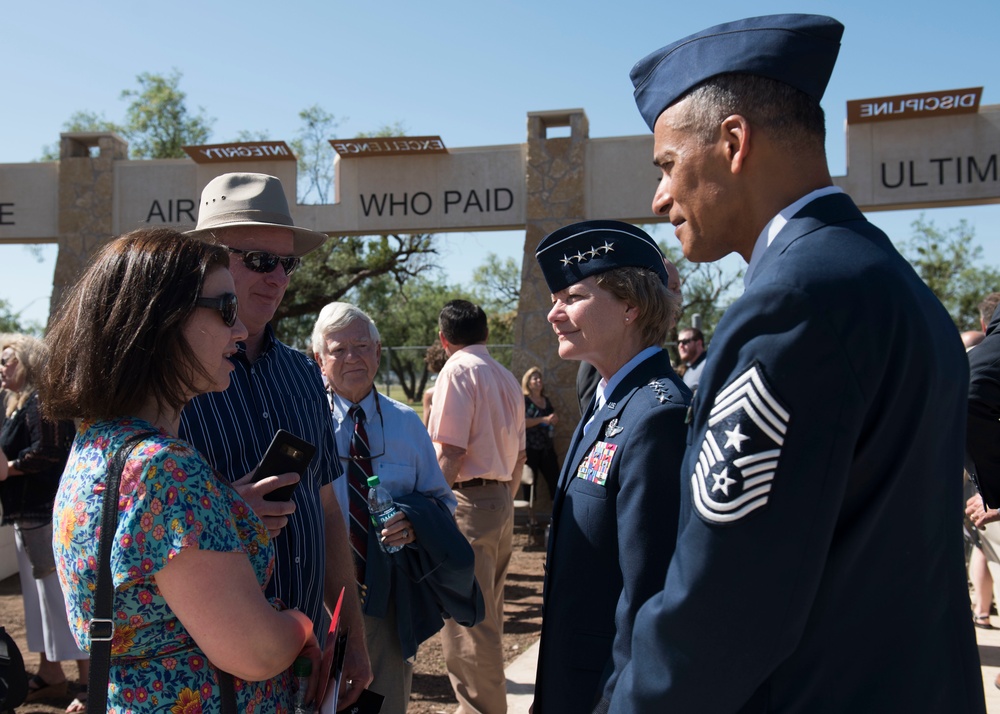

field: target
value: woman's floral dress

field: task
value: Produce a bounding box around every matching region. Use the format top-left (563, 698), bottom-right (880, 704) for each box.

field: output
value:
top-left (54, 418), bottom-right (294, 714)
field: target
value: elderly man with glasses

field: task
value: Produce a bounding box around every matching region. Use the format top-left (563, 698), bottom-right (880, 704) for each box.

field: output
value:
top-left (311, 301), bottom-right (481, 714)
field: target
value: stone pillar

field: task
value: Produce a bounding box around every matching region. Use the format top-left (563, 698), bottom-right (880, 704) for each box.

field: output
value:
top-left (50, 132), bottom-right (128, 320)
top-left (512, 109), bottom-right (589, 468)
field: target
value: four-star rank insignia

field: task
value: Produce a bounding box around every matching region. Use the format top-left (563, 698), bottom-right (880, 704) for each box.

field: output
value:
top-left (691, 362), bottom-right (790, 524)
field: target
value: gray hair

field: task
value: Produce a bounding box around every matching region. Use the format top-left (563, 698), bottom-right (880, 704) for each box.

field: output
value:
top-left (311, 302), bottom-right (381, 356)
top-left (678, 73), bottom-right (826, 151)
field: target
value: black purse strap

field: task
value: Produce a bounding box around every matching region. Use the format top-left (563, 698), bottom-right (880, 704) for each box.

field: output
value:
top-left (88, 431), bottom-right (238, 714)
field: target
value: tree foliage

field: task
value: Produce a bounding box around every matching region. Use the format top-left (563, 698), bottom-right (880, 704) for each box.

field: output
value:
top-left (0, 299), bottom-right (43, 336)
top-left (469, 252), bottom-right (520, 349)
top-left (354, 275), bottom-right (467, 402)
top-left (900, 215), bottom-right (1000, 331)
top-left (119, 70), bottom-right (213, 158)
top-left (290, 105), bottom-right (340, 204)
top-left (273, 233), bottom-right (438, 350)
top-left (655, 240), bottom-right (743, 363)
top-left (41, 70), bottom-right (212, 160)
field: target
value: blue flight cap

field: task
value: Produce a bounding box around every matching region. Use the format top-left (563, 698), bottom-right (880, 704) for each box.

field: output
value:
top-left (535, 220), bottom-right (669, 293)
top-left (631, 13), bottom-right (844, 130)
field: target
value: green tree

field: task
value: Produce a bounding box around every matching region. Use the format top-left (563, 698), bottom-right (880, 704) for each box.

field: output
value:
top-left (120, 70), bottom-right (213, 158)
top-left (0, 299), bottom-right (44, 336)
top-left (273, 233), bottom-right (438, 350)
top-left (353, 275), bottom-right (466, 402)
top-left (901, 215), bottom-right (1000, 331)
top-left (289, 105), bottom-right (341, 204)
top-left (469, 252), bottom-right (520, 352)
top-left (41, 71), bottom-right (212, 160)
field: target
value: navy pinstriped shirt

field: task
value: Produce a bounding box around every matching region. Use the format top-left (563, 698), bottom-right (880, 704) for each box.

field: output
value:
top-left (179, 326), bottom-right (341, 639)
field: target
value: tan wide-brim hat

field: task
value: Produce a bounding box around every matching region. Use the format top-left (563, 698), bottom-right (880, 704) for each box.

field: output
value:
top-left (185, 172), bottom-right (328, 256)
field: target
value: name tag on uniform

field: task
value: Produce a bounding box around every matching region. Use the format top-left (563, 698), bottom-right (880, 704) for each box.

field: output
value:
top-left (576, 440), bottom-right (617, 486)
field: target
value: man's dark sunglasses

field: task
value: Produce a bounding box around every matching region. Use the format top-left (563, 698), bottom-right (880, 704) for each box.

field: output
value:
top-left (227, 246), bottom-right (300, 276)
top-left (195, 292), bottom-right (239, 327)
top-left (678, 338), bottom-right (700, 346)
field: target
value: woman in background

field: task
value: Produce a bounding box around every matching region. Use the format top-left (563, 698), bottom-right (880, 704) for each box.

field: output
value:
top-left (0, 334), bottom-right (89, 711)
top-left (42, 228), bottom-right (319, 714)
top-left (520, 367), bottom-right (560, 500)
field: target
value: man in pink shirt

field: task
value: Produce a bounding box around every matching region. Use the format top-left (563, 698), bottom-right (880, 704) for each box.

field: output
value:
top-left (427, 299), bottom-right (527, 714)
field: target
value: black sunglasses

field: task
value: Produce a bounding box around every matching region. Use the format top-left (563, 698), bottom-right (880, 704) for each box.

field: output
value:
top-left (678, 338), bottom-right (700, 346)
top-left (227, 247), bottom-right (300, 276)
top-left (195, 292), bottom-right (239, 327)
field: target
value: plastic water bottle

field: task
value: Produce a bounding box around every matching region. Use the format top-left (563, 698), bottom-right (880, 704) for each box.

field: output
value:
top-left (367, 474), bottom-right (403, 553)
top-left (293, 656), bottom-right (313, 714)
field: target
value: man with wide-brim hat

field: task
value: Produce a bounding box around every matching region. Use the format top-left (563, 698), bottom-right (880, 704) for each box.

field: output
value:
top-left (180, 172), bottom-right (374, 707)
top-left (608, 14), bottom-right (985, 713)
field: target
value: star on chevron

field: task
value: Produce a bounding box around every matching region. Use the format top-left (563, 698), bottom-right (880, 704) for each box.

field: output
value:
top-left (711, 467), bottom-right (737, 496)
top-left (723, 423), bottom-right (751, 452)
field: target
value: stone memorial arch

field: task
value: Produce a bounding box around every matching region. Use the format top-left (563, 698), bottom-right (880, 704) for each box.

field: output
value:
top-left (2, 91), bottom-right (999, 457)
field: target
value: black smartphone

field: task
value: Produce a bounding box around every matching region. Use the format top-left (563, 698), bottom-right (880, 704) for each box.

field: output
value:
top-left (253, 429), bottom-right (316, 502)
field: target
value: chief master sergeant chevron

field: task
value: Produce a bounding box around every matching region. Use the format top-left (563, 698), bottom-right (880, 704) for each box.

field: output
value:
top-left (607, 14), bottom-right (986, 713)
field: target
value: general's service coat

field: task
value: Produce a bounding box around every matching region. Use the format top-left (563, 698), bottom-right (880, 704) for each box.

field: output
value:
top-left (534, 349), bottom-right (690, 714)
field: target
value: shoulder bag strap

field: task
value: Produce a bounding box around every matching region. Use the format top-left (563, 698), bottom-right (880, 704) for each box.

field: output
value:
top-left (88, 430), bottom-right (155, 714)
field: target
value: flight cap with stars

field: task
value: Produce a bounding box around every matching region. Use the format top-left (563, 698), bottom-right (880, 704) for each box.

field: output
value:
top-left (535, 220), bottom-right (669, 293)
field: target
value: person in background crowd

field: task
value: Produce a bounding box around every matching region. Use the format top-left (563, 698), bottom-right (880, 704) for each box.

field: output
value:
top-left (42, 228), bottom-right (320, 713)
top-left (426, 299), bottom-right (526, 714)
top-left (0, 334), bottom-right (88, 712)
top-left (962, 329), bottom-right (993, 632)
top-left (611, 14), bottom-right (984, 712)
top-left (311, 302), bottom-right (481, 714)
top-left (676, 327), bottom-right (706, 392)
top-left (422, 342), bottom-right (448, 428)
top-left (531, 220), bottom-right (690, 714)
top-left (178, 173), bottom-right (372, 707)
top-left (520, 367), bottom-right (560, 501)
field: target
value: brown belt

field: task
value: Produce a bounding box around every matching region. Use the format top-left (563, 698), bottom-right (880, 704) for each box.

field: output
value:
top-left (453, 477), bottom-right (501, 490)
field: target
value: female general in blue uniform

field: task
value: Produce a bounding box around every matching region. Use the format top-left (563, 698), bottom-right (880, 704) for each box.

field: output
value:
top-left (531, 220), bottom-right (691, 714)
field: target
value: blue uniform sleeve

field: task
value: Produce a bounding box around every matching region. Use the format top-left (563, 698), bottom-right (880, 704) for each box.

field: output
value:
top-left (610, 284), bottom-right (863, 712)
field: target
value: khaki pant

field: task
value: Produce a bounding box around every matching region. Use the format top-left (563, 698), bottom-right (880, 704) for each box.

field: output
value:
top-left (441, 483), bottom-right (513, 714)
top-left (364, 601), bottom-right (412, 714)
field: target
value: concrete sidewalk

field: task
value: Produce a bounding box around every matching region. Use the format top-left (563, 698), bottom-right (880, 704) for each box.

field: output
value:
top-left (505, 639), bottom-right (539, 713)
top-left (503, 623), bottom-right (1000, 713)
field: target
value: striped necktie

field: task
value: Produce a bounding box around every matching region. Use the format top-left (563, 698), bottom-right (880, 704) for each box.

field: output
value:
top-left (347, 404), bottom-right (374, 586)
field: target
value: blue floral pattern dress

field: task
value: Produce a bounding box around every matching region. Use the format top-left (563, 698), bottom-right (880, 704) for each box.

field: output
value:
top-left (54, 418), bottom-right (295, 714)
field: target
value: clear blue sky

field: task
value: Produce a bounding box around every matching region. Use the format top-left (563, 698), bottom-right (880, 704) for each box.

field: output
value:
top-left (2, 0), bottom-right (998, 326)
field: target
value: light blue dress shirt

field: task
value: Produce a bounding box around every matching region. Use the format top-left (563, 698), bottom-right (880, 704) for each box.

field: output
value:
top-left (329, 388), bottom-right (457, 532)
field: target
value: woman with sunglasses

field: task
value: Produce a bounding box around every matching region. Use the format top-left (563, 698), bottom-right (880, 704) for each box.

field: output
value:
top-left (41, 228), bottom-right (320, 714)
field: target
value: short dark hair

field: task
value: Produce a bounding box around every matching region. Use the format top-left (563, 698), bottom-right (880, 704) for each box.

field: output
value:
top-left (979, 292), bottom-right (1000, 326)
top-left (41, 228), bottom-right (230, 421)
top-left (439, 300), bottom-right (488, 346)
top-left (679, 327), bottom-right (704, 343)
top-left (681, 73), bottom-right (826, 152)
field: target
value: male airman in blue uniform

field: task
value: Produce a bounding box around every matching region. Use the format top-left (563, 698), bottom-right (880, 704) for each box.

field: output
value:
top-left (609, 14), bottom-right (986, 713)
